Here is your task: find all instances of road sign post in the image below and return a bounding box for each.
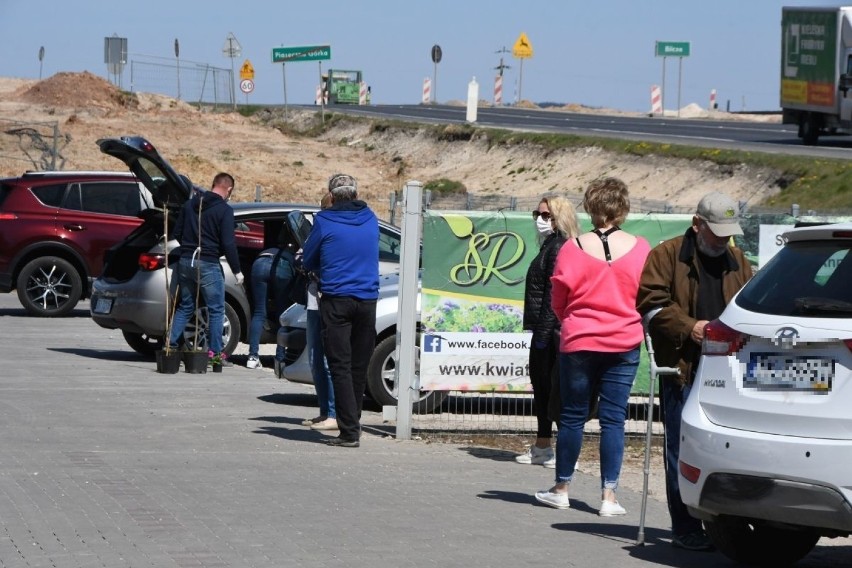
[431,44,442,103]
[271,45,331,121]
[222,33,242,110]
[655,41,690,118]
[512,32,533,104]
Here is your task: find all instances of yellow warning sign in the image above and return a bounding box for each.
[240,59,255,80]
[512,32,533,59]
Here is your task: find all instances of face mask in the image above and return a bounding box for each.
[536,216,553,236]
[696,230,728,257]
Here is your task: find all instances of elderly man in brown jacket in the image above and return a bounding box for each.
[636,192,753,552]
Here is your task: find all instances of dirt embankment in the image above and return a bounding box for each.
[0,71,784,218]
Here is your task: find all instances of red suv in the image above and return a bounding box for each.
[0,171,153,316]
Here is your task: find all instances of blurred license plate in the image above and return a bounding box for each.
[93,297,113,314]
[745,353,834,392]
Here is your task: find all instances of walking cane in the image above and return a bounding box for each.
[636,307,681,546]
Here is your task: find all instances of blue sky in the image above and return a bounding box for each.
[0,0,837,112]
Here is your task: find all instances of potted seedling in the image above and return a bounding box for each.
[182,196,209,374]
[156,203,181,373]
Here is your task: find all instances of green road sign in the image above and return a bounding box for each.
[271,45,331,63]
[655,41,690,57]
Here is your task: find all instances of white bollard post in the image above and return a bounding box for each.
[494,75,503,106]
[422,77,431,104]
[359,81,367,105]
[466,76,479,122]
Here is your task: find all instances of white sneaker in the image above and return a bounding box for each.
[535,490,570,509]
[310,417,339,431]
[246,356,262,369]
[515,446,554,466]
[598,500,627,517]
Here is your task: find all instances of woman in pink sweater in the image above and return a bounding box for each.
[534,177,651,517]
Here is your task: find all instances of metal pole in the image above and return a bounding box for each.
[319,61,324,124]
[518,59,524,102]
[281,63,288,121]
[229,37,236,110]
[677,57,682,118]
[394,180,423,441]
[432,61,437,103]
[661,57,667,116]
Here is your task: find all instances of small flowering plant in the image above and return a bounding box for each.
[208,350,227,366]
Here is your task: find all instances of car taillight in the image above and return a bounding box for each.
[702,319,746,356]
[0,212,18,220]
[138,252,166,271]
[845,340,852,352]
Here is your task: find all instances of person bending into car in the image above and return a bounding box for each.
[168,172,243,363]
[302,173,379,448]
[636,191,752,552]
[245,225,297,370]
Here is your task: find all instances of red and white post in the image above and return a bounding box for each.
[650,85,663,116]
[359,81,368,105]
[709,89,717,110]
[494,75,503,106]
[422,77,431,104]
[315,85,322,106]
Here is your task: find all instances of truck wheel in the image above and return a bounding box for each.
[122,331,163,358]
[16,256,83,317]
[703,516,819,566]
[800,115,820,145]
[366,334,447,414]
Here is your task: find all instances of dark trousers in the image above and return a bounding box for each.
[528,341,557,439]
[320,296,377,441]
[661,379,704,536]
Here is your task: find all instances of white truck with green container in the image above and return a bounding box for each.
[781,6,852,144]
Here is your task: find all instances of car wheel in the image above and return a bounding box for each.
[16,256,83,317]
[180,302,241,356]
[704,516,819,566]
[122,331,163,358]
[366,334,447,414]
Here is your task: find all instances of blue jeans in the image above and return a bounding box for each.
[248,255,284,361]
[169,257,225,354]
[661,379,703,536]
[307,308,335,419]
[555,347,640,490]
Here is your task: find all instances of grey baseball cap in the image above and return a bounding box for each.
[696,192,744,237]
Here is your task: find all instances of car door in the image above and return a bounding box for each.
[58,180,146,278]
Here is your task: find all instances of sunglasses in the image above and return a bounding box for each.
[532,210,552,221]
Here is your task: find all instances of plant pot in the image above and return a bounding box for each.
[183,350,208,374]
[212,363,223,373]
[155,349,182,374]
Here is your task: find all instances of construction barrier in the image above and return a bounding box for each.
[422,77,431,104]
[650,85,662,115]
[359,81,368,105]
[494,75,503,106]
[710,88,717,110]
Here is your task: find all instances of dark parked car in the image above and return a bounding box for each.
[90,136,404,357]
[0,170,153,316]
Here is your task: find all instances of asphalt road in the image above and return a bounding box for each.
[1,293,852,567]
[309,103,852,159]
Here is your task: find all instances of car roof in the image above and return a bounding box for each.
[784,222,852,243]
[2,170,138,182]
[230,202,400,231]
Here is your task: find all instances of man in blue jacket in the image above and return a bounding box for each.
[302,173,379,447]
[169,172,243,362]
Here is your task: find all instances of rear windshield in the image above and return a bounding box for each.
[735,240,852,317]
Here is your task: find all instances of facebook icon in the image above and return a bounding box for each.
[424,335,442,352]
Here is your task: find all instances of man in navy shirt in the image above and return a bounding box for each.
[169,172,243,362]
[303,173,379,447]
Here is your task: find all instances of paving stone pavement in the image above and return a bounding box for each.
[1,295,851,568]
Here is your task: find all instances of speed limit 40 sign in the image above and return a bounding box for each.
[240,79,254,94]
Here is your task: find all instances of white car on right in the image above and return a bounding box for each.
[679,222,852,566]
